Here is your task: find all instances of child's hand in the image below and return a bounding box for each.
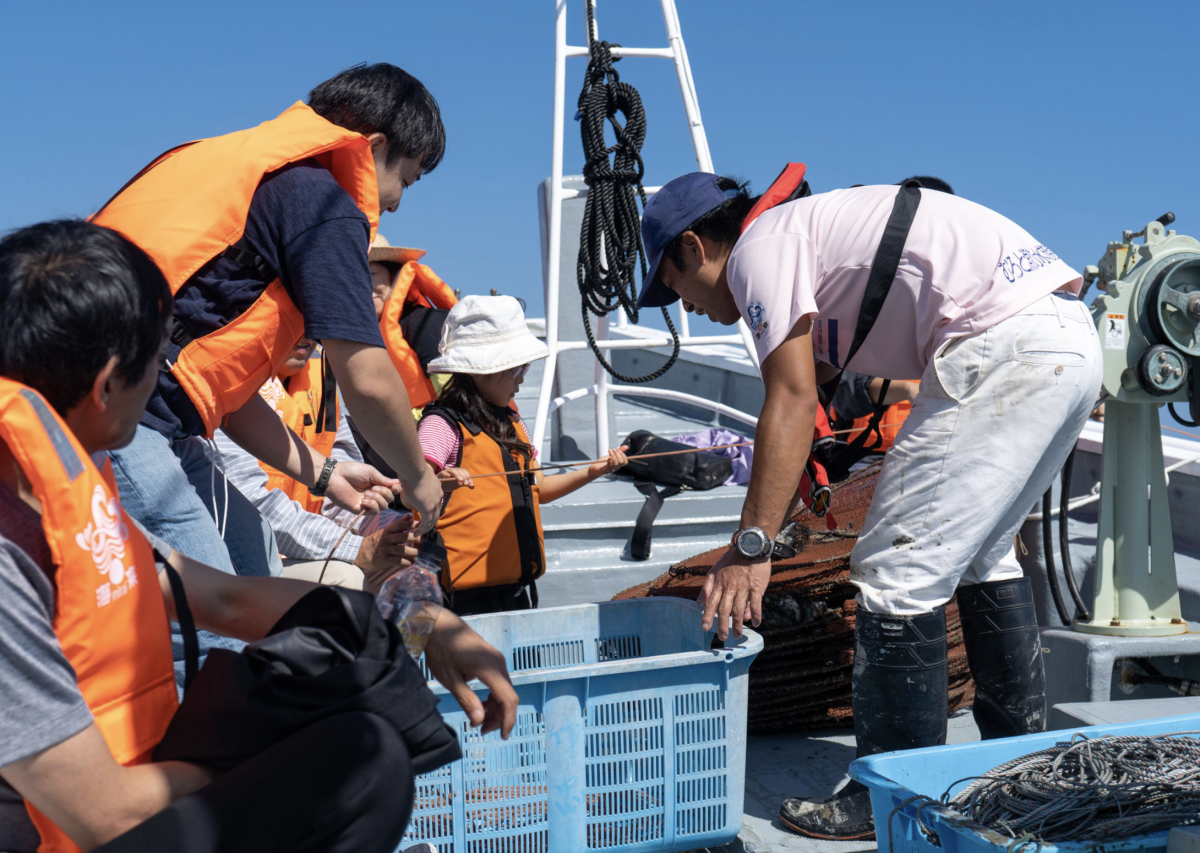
[588,445,629,479]
[438,466,474,492]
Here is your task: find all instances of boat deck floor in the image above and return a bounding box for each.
[509,355,1200,853]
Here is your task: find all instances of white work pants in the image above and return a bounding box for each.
[850,292,1103,615]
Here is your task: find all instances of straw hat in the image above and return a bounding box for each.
[368,234,426,265]
[427,295,549,375]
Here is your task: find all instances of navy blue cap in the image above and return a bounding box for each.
[637,172,741,309]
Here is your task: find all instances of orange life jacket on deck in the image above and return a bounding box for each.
[0,379,177,853]
[835,400,913,452]
[258,356,340,514]
[423,405,544,595]
[92,103,380,437]
[381,262,458,410]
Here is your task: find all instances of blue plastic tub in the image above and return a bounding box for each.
[851,712,1200,853]
[401,597,762,853]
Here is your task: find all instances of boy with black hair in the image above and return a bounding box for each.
[92,63,449,669]
[0,220,517,853]
[91,61,451,671]
[637,172,1101,839]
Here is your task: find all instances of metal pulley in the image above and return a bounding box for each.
[1136,343,1188,396]
[1145,257,1200,356]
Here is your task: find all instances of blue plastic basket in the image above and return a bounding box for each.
[851,712,1200,853]
[400,597,762,853]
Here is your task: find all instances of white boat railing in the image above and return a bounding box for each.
[531,0,762,457]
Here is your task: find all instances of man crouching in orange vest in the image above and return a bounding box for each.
[0,221,517,853]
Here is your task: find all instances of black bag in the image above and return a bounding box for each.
[154,585,462,776]
[614,430,733,561]
[615,430,732,490]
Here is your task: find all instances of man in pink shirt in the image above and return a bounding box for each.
[636,173,1102,839]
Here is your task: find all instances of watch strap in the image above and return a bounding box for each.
[310,457,338,497]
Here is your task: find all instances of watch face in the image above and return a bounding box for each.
[737,528,768,557]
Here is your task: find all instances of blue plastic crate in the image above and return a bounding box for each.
[401,597,762,853]
[851,712,1200,853]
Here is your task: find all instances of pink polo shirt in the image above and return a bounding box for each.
[727,185,1082,380]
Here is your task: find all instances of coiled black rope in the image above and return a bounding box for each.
[576,0,680,383]
[949,732,1200,843]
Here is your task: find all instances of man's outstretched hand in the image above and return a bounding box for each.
[424,609,518,738]
[324,459,400,515]
[697,546,771,641]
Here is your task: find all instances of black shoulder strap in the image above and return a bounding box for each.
[837,182,922,380]
[315,350,338,434]
[630,481,682,561]
[821,182,921,481]
[162,561,199,691]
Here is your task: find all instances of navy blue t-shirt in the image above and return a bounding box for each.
[142,160,384,438]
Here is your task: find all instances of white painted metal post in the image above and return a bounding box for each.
[533,0,764,457]
[595,314,610,455]
[531,0,571,453]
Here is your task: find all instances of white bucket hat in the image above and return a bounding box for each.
[426,295,549,375]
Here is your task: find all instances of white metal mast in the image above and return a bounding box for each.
[531,0,762,457]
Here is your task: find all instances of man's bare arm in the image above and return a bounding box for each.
[739,318,820,537]
[222,393,397,516]
[322,340,443,533]
[1,726,214,851]
[700,317,819,639]
[157,548,316,642]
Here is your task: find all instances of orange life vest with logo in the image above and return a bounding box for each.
[423,406,544,594]
[0,379,177,853]
[92,102,380,438]
[257,357,339,514]
[381,262,458,410]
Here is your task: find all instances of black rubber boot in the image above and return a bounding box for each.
[779,608,948,840]
[957,577,1047,739]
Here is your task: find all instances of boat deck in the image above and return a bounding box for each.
[510,351,1200,853]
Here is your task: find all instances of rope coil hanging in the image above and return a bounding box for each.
[576,0,680,383]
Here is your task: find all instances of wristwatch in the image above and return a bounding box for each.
[732,526,773,559]
[310,457,338,498]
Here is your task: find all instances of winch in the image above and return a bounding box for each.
[1077,212,1199,636]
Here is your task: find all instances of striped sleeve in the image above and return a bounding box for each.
[211,430,362,564]
[418,415,461,472]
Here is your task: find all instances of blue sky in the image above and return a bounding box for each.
[4,0,1198,313]
[3,0,1199,434]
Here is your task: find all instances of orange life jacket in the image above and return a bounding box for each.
[835,400,912,452]
[258,356,340,514]
[380,262,458,410]
[423,406,544,594]
[0,379,177,853]
[92,102,380,438]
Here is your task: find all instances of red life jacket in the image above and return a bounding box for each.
[0,379,177,853]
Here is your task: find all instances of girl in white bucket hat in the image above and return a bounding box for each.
[418,295,628,616]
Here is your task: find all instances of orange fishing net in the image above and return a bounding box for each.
[614,461,975,732]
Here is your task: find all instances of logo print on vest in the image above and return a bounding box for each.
[75,485,137,607]
[259,378,287,417]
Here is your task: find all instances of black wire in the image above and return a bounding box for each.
[575,0,680,383]
[1169,402,1200,428]
[1059,445,1091,621]
[1043,487,1073,626]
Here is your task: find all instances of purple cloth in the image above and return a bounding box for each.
[670,428,753,486]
